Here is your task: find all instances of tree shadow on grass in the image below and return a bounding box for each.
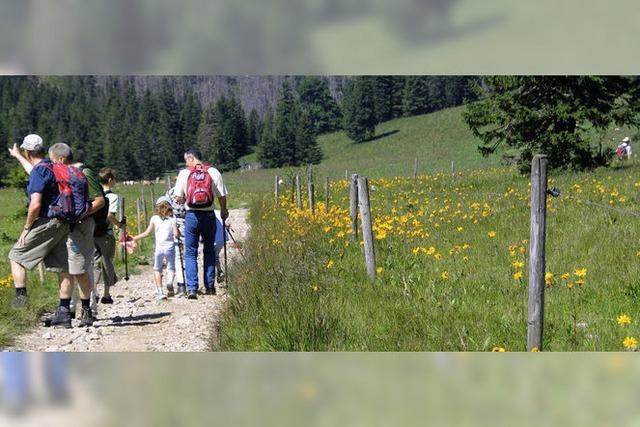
[364,129,400,143]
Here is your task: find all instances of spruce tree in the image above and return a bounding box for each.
[297,76,342,134]
[402,76,431,116]
[296,110,323,165]
[342,77,378,143]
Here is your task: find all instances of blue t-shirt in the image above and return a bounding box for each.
[27,159,58,218]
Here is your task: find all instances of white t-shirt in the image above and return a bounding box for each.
[151,215,176,251]
[173,165,228,211]
[105,192,119,215]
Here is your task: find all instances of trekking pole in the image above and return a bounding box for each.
[223,219,229,288]
[119,196,130,281]
[177,236,186,287]
[226,226,247,262]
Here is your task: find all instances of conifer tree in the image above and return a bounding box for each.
[342,77,377,143]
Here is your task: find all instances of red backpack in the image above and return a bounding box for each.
[186,164,214,208]
[617,146,626,159]
[46,163,91,223]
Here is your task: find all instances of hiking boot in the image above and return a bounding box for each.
[49,307,72,329]
[205,287,216,296]
[11,294,28,309]
[78,307,94,327]
[176,283,186,298]
[166,284,175,298]
[100,296,114,304]
[187,290,198,300]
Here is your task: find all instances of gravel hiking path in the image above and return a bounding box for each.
[9,208,250,352]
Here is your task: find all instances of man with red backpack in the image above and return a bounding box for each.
[173,148,228,299]
[7,135,71,311]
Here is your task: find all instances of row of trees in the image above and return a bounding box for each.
[0,75,478,184]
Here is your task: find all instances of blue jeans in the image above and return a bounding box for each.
[184,210,217,291]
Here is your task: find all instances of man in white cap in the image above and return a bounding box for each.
[7,135,70,310]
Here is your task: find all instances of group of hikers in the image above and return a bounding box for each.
[6,134,228,329]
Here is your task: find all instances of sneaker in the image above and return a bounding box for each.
[49,306,72,329]
[100,296,114,304]
[166,284,175,298]
[78,307,94,327]
[187,290,198,300]
[156,290,167,301]
[205,287,216,296]
[11,293,28,309]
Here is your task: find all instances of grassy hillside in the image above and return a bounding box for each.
[225,106,502,195]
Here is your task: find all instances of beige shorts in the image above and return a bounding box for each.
[8,217,70,273]
[67,216,95,275]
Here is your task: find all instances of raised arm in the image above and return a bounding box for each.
[8,144,34,174]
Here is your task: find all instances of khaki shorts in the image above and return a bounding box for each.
[67,216,95,275]
[8,217,70,273]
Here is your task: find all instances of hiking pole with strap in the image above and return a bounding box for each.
[223,219,229,288]
[119,196,129,281]
[177,235,186,288]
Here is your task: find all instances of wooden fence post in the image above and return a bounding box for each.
[413,157,418,179]
[357,177,376,280]
[308,182,315,214]
[324,177,330,212]
[37,263,45,284]
[275,175,280,205]
[349,174,359,241]
[150,187,156,206]
[295,175,302,209]
[345,170,348,181]
[136,198,143,250]
[451,161,455,180]
[527,154,549,351]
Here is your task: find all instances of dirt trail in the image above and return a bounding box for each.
[10,208,250,352]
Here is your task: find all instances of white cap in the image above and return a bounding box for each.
[156,196,170,205]
[20,134,44,151]
[623,137,630,142]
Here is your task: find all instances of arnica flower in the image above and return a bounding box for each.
[487,231,497,238]
[441,271,449,280]
[325,260,334,269]
[513,271,524,281]
[617,314,632,326]
[544,272,554,286]
[623,336,638,350]
[271,238,282,245]
[574,268,587,278]
[560,272,570,280]
[530,347,540,352]
[491,346,506,352]
[376,267,384,274]
[512,260,524,269]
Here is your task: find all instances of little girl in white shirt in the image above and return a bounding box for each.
[132,197,179,300]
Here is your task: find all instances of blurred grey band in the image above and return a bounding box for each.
[0,0,636,74]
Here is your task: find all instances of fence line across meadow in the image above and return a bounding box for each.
[271,155,615,351]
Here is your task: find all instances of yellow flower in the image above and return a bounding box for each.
[271,238,282,245]
[325,260,334,269]
[623,336,638,350]
[491,346,506,352]
[560,272,570,280]
[434,253,443,260]
[512,260,524,269]
[544,272,553,286]
[323,226,332,233]
[574,268,587,278]
[513,271,524,281]
[487,231,496,238]
[530,347,540,352]
[617,314,632,326]
[441,271,449,280]
[376,267,384,274]
[456,227,463,232]
[311,284,319,292]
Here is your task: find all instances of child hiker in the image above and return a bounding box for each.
[132,197,179,300]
